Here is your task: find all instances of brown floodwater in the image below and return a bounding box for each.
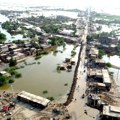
[0,44,80,100]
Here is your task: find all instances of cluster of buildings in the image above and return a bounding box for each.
[86,45,120,120]
[0,40,51,64]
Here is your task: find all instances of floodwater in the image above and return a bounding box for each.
[0,44,80,100]
[0,13,79,100]
[0,14,29,42]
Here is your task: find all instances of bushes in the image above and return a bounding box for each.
[71,50,76,57]
[47,97,54,101]
[8,78,14,84]
[15,73,22,78]
[43,90,48,94]
[106,62,112,67]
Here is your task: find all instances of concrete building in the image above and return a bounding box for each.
[89,47,98,59]
[17,91,50,109]
[102,69,111,89]
[101,105,120,119]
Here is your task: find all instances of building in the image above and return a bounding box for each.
[17,91,50,109]
[0,71,11,77]
[89,47,98,59]
[0,45,9,53]
[99,37,118,45]
[100,105,120,119]
[95,59,105,68]
[13,52,25,62]
[102,69,111,89]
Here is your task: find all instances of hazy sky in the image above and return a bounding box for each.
[0,0,120,9]
[1,0,120,14]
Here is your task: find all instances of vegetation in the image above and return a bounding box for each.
[71,50,76,57]
[9,58,17,67]
[12,39,25,44]
[2,21,21,34]
[106,62,112,67]
[47,97,54,101]
[42,24,61,33]
[49,36,65,46]
[64,83,68,86]
[98,49,106,59]
[43,90,48,94]
[87,34,100,42]
[8,78,15,84]
[15,73,22,78]
[0,67,22,86]
[0,32,6,43]
[35,55,41,60]
[0,75,8,86]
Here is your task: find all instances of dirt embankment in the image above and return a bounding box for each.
[64,42,83,106]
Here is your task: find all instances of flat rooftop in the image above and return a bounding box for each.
[18,91,50,106]
[103,105,120,118]
[102,69,111,84]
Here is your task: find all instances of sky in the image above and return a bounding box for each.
[0,0,120,8]
[0,0,120,14]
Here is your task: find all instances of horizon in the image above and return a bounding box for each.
[0,0,120,15]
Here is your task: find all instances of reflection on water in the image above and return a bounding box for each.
[0,45,80,99]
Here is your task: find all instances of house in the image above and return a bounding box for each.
[0,71,11,77]
[89,47,98,59]
[95,59,105,68]
[0,45,8,53]
[17,91,50,109]
[9,44,18,50]
[13,53,25,62]
[99,37,118,45]
[102,69,111,89]
[100,105,120,119]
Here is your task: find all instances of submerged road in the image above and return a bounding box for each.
[67,18,99,120]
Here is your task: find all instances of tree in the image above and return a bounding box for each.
[106,62,112,67]
[8,78,14,84]
[0,32,6,43]
[0,75,8,86]
[9,58,17,67]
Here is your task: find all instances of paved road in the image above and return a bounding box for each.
[67,18,99,120]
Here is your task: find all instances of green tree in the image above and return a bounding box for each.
[0,32,6,43]
[9,58,17,67]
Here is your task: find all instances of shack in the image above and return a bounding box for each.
[100,105,120,120]
[17,91,50,109]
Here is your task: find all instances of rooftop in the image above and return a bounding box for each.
[103,105,120,118]
[102,69,111,84]
[17,91,50,106]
